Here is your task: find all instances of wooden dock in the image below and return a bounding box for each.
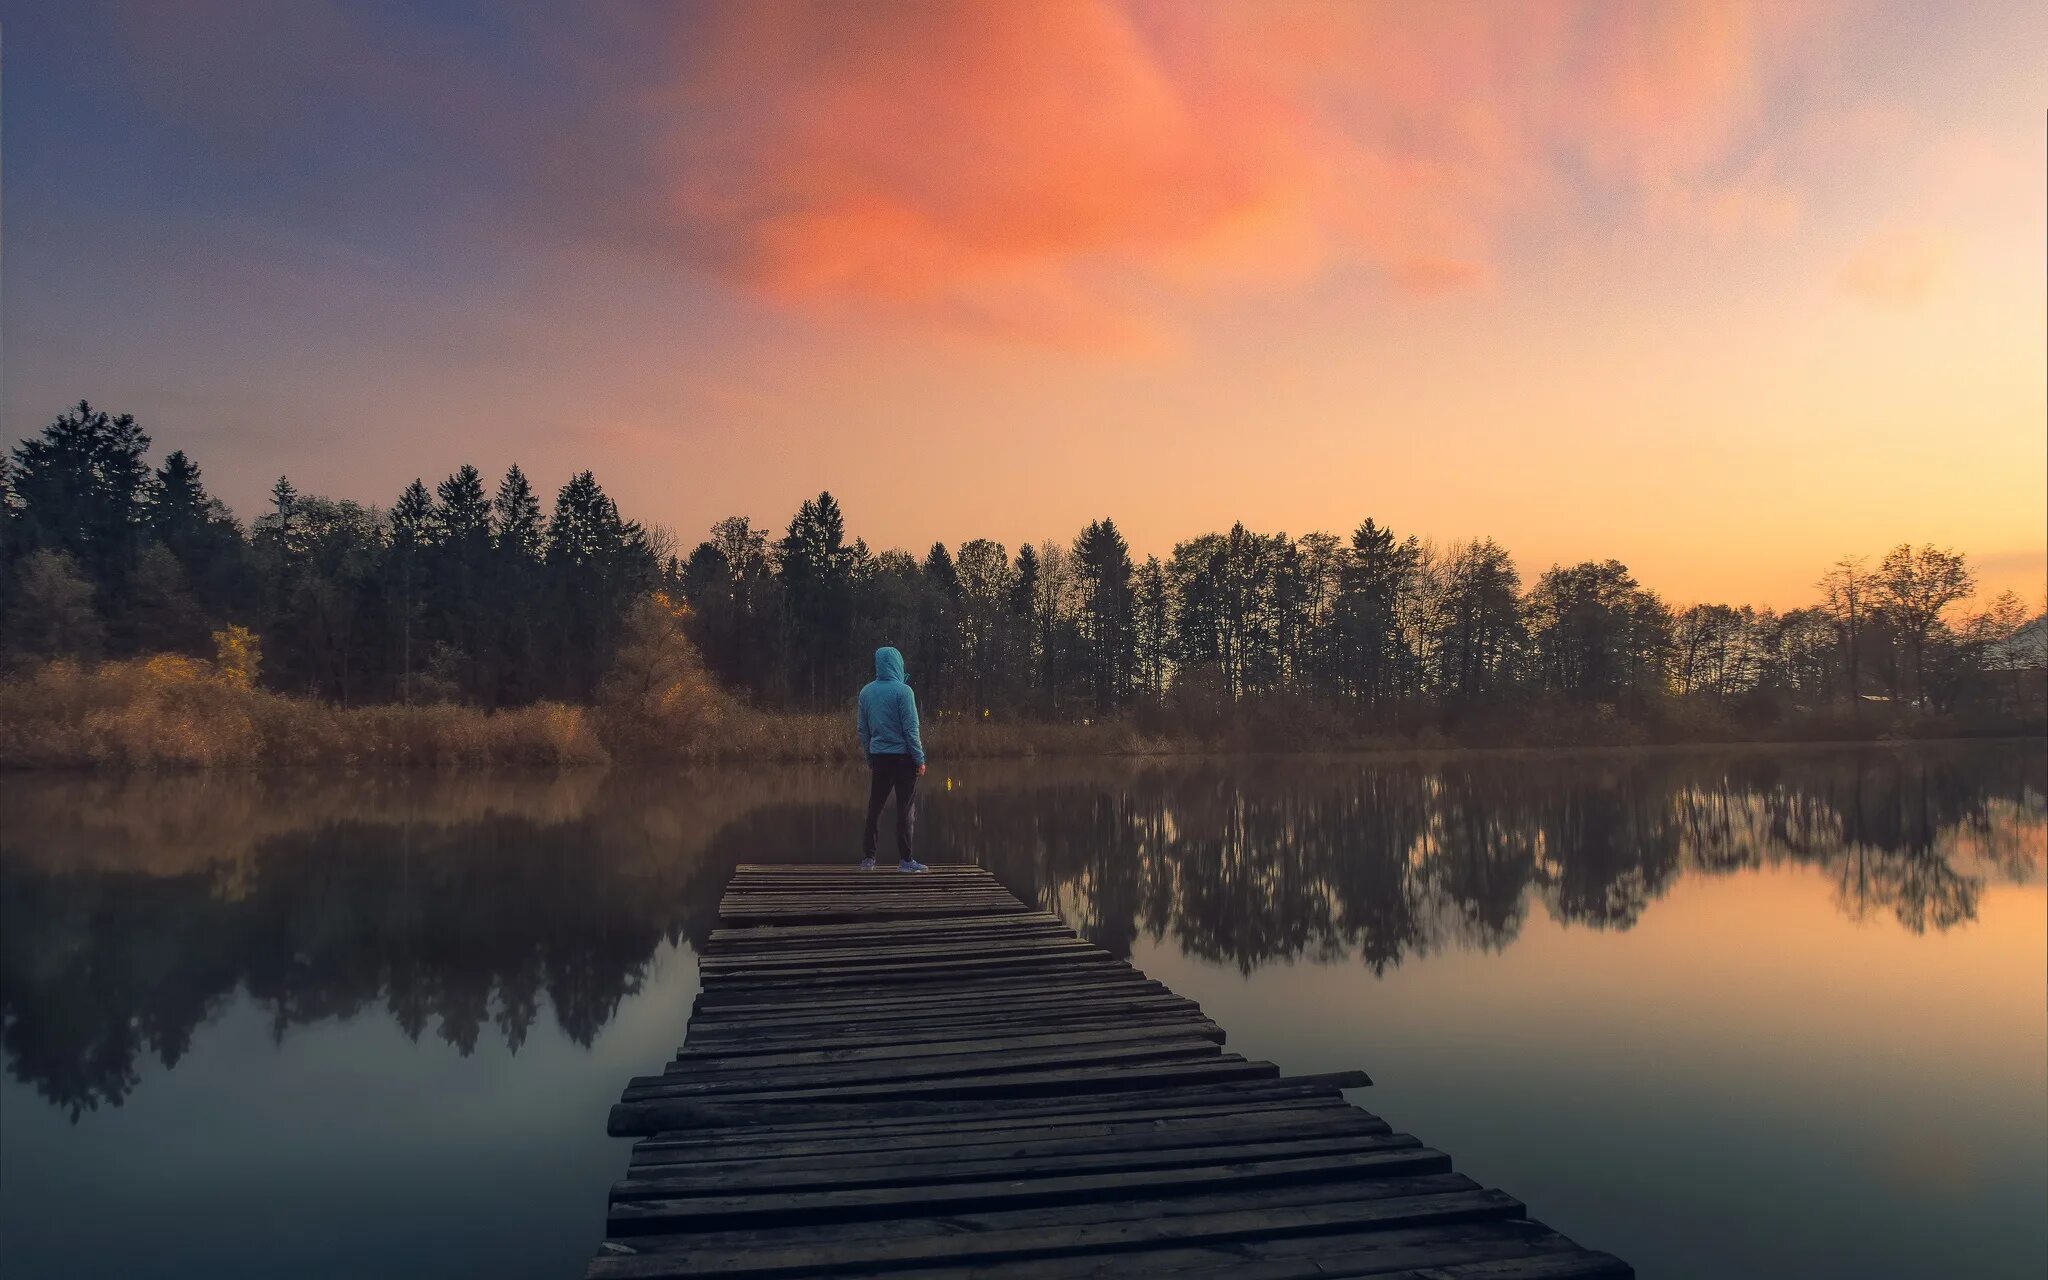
[588,865,1630,1279]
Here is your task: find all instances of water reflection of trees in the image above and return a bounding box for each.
[0,769,810,1119]
[1,746,2040,1118]
[972,747,2042,971]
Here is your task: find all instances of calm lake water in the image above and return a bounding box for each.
[1,743,2043,1279]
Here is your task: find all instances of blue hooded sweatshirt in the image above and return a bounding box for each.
[856,646,925,765]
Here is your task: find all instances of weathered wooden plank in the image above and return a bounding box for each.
[711,910,1066,933]
[696,961,1161,997]
[595,1228,1597,1280]
[714,900,1029,916]
[662,1035,1225,1082]
[629,1094,1365,1156]
[629,1109,1390,1169]
[708,929,1073,958]
[701,945,1110,972]
[604,1171,1476,1253]
[680,1003,1212,1048]
[675,1021,1219,1061]
[600,1223,1600,1279]
[601,1184,1512,1265]
[720,884,1008,893]
[719,886,999,893]
[609,1072,1370,1137]
[707,911,1065,942]
[715,905,1035,924]
[613,1131,1427,1197]
[730,865,985,870]
[606,1149,1468,1235]
[625,1055,1272,1107]
[733,861,989,870]
[688,982,1192,1013]
[725,872,997,883]
[723,877,1006,888]
[698,952,1125,987]
[670,1022,1228,1074]
[721,885,1005,895]
[722,876,1004,889]
[1334,1251,1635,1280]
[629,1096,1360,1145]
[789,1225,1592,1280]
[679,1010,1214,1049]
[723,869,993,876]
[699,962,1158,995]
[720,889,1010,898]
[677,1011,1219,1049]
[691,973,1170,1014]
[622,1038,1230,1100]
[698,935,1101,969]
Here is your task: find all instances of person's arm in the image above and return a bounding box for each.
[903,686,925,770]
[856,691,871,759]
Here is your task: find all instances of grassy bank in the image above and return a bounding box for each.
[2,650,2037,771]
[0,655,1154,769]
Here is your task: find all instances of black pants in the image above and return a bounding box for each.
[863,753,919,859]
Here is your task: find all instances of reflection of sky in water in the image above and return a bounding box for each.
[1149,867,2045,1279]
[1,745,2042,1279]
[0,940,699,1278]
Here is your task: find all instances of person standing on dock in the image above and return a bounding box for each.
[857,645,928,872]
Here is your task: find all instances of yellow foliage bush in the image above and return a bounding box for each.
[0,655,608,770]
[212,625,262,689]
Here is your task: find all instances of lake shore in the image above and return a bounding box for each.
[3,654,2039,772]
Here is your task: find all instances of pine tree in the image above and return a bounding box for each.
[9,402,153,622]
[491,465,545,562]
[1073,518,1136,713]
[431,465,492,698]
[544,471,652,698]
[149,452,208,543]
[1010,543,1040,709]
[490,465,546,702]
[1336,518,1419,709]
[269,477,300,549]
[389,479,436,704]
[147,450,250,623]
[436,465,491,553]
[918,542,962,706]
[777,492,856,706]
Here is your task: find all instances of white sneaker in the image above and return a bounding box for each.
[898,859,927,873]
[858,857,876,871]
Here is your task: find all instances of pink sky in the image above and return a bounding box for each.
[6,0,2044,608]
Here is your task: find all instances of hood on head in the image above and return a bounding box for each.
[874,646,906,682]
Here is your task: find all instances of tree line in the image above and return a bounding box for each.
[3,401,2039,731]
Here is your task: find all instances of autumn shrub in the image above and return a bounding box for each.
[594,593,744,760]
[0,657,263,768]
[0,656,607,770]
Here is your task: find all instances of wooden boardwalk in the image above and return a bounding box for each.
[588,865,1630,1279]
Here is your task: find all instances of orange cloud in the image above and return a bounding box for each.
[1838,226,1955,307]
[650,1,1826,346]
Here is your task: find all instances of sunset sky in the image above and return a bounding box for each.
[3,1,2042,608]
